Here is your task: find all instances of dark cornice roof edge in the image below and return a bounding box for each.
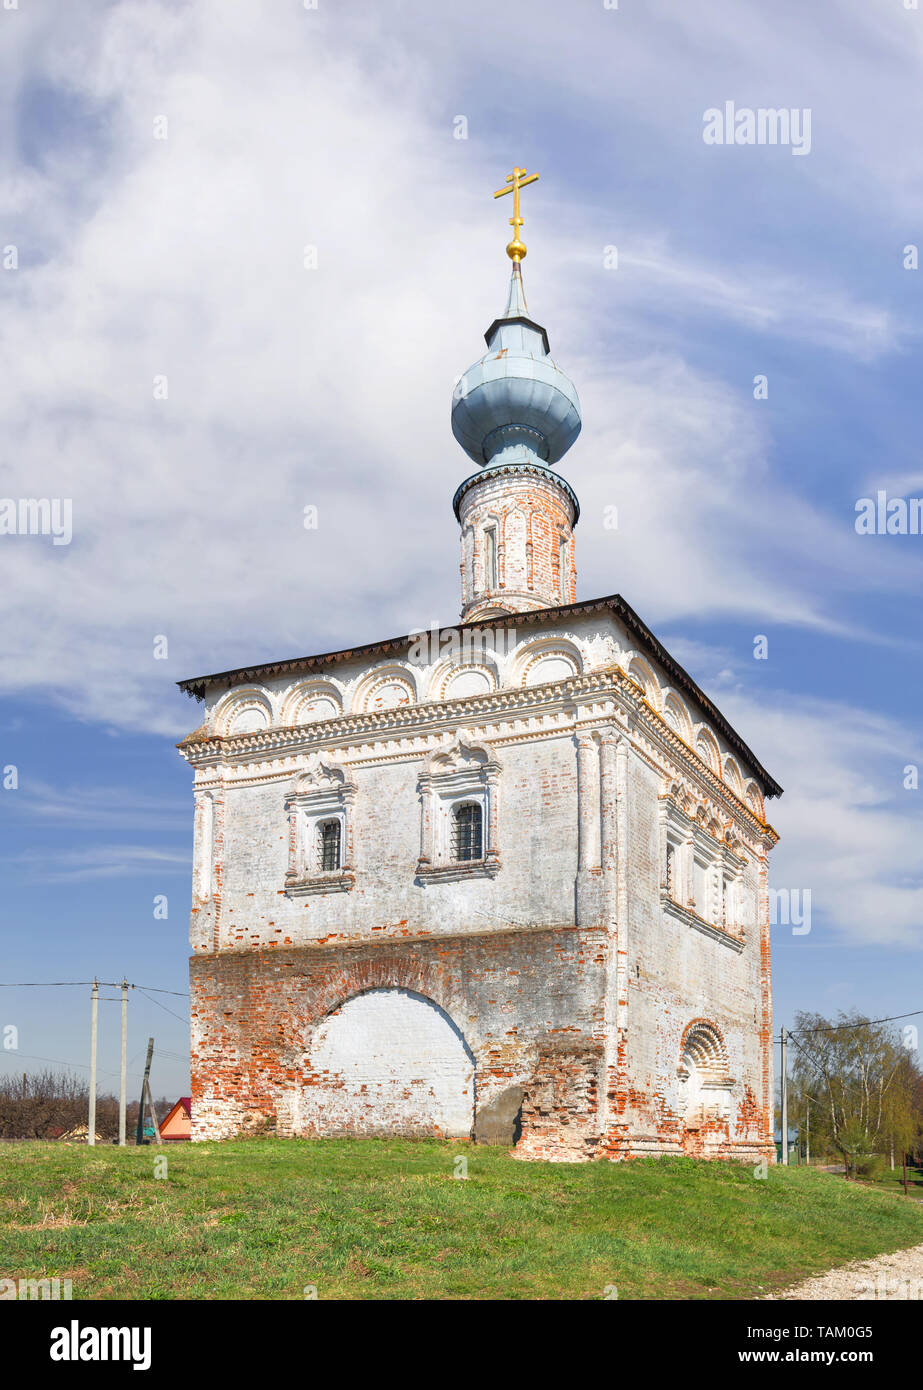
[452,462,580,523]
[176,592,783,798]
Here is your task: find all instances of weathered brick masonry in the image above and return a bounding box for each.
[190,925,607,1159]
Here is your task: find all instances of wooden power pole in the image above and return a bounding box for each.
[145,1079,163,1145]
[136,1037,154,1145]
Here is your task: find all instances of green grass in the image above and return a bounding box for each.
[862,1164,923,1193]
[2,1138,923,1300]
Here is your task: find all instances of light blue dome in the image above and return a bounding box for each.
[451,265,582,469]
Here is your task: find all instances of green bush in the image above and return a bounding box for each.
[853,1154,885,1179]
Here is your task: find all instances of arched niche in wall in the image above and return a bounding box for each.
[677,1019,733,1125]
[663,691,693,741]
[513,637,582,689]
[694,726,721,775]
[723,756,744,796]
[352,664,419,714]
[427,652,500,703]
[744,781,765,821]
[626,655,661,711]
[213,687,273,737]
[279,681,343,728]
[302,988,475,1138]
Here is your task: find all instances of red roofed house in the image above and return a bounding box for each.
[160,1097,192,1142]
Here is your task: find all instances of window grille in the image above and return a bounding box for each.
[317,819,341,872]
[451,802,482,861]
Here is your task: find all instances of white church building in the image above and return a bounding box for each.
[178,171,780,1161]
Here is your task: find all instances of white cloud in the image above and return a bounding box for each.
[608,243,902,359]
[6,844,190,882]
[11,778,187,830]
[0,0,916,787]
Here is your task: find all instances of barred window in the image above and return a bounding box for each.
[451,802,482,862]
[666,842,676,897]
[317,819,341,872]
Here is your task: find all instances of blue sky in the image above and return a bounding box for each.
[0,0,921,1099]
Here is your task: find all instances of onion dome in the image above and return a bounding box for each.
[451,263,582,471]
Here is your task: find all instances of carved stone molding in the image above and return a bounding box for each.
[416,734,501,883]
[660,891,745,952]
[283,756,357,897]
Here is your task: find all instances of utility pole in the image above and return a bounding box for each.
[87,978,99,1146]
[780,1027,788,1166]
[145,1079,163,1144]
[136,1037,154,1146]
[805,1096,810,1166]
[118,979,129,1147]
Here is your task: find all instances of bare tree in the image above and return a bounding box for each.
[790,1011,922,1168]
[0,1071,172,1141]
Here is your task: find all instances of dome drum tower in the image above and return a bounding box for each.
[451,170,582,622]
[454,460,579,622]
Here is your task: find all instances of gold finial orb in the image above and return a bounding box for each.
[494,165,539,263]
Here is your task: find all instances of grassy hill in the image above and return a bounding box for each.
[2,1138,923,1300]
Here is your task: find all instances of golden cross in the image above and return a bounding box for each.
[494,166,539,262]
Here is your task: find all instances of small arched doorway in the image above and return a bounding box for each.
[302,988,475,1138]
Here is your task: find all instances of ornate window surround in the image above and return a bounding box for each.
[416,736,501,884]
[659,783,746,947]
[284,757,356,896]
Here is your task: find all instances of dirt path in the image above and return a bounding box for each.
[765,1243,923,1300]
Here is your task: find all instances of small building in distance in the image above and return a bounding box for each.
[159,1097,192,1142]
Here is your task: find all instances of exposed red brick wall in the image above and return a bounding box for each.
[190,925,608,1158]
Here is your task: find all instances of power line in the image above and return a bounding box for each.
[0,1045,189,1079]
[0,981,189,996]
[137,988,189,1026]
[0,1051,146,1082]
[0,981,111,988]
[794,1010,923,1035]
[785,1028,914,1109]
